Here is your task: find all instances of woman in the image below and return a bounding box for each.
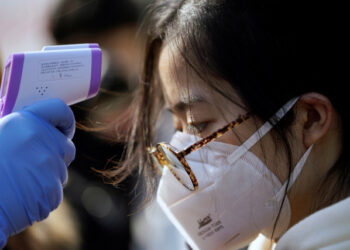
[108,0,348,249]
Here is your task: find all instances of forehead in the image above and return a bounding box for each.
[157,44,245,112]
[158,44,208,104]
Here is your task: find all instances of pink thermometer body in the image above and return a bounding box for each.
[0,43,102,117]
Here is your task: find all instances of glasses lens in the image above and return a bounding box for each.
[158,144,194,190]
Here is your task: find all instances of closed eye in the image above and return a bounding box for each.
[186,122,208,134]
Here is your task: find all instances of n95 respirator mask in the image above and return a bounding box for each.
[157,98,313,250]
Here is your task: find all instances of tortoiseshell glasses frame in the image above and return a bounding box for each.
[148,113,250,191]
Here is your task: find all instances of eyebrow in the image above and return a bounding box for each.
[167,95,207,113]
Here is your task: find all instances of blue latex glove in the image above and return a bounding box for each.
[0,99,75,248]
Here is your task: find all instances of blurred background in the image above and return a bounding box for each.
[0,0,183,249]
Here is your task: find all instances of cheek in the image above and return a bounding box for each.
[250,134,291,185]
[215,130,244,145]
[214,116,290,185]
[213,117,260,146]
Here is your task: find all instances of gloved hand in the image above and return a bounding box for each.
[0,99,76,248]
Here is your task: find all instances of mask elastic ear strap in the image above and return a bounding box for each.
[227,97,299,164]
[273,144,313,202]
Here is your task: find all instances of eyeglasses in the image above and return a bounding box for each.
[148,113,250,191]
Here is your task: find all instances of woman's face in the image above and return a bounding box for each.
[157,44,291,184]
[156,43,343,233]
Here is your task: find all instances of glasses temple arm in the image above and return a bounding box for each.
[178,113,250,157]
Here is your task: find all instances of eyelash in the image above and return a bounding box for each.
[186,122,208,134]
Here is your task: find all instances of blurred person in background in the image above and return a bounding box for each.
[50,0,184,249]
[48,0,144,249]
[51,1,185,249]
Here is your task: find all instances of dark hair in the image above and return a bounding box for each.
[108,0,348,234]
[50,0,141,43]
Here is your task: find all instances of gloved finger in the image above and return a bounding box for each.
[22,99,75,139]
[45,128,76,185]
[44,177,64,212]
[24,173,64,221]
[26,118,75,186]
[64,139,76,167]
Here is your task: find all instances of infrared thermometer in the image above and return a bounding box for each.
[0,43,102,117]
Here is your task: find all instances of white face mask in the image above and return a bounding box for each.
[157,98,313,250]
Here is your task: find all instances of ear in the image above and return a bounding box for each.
[297,93,333,148]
